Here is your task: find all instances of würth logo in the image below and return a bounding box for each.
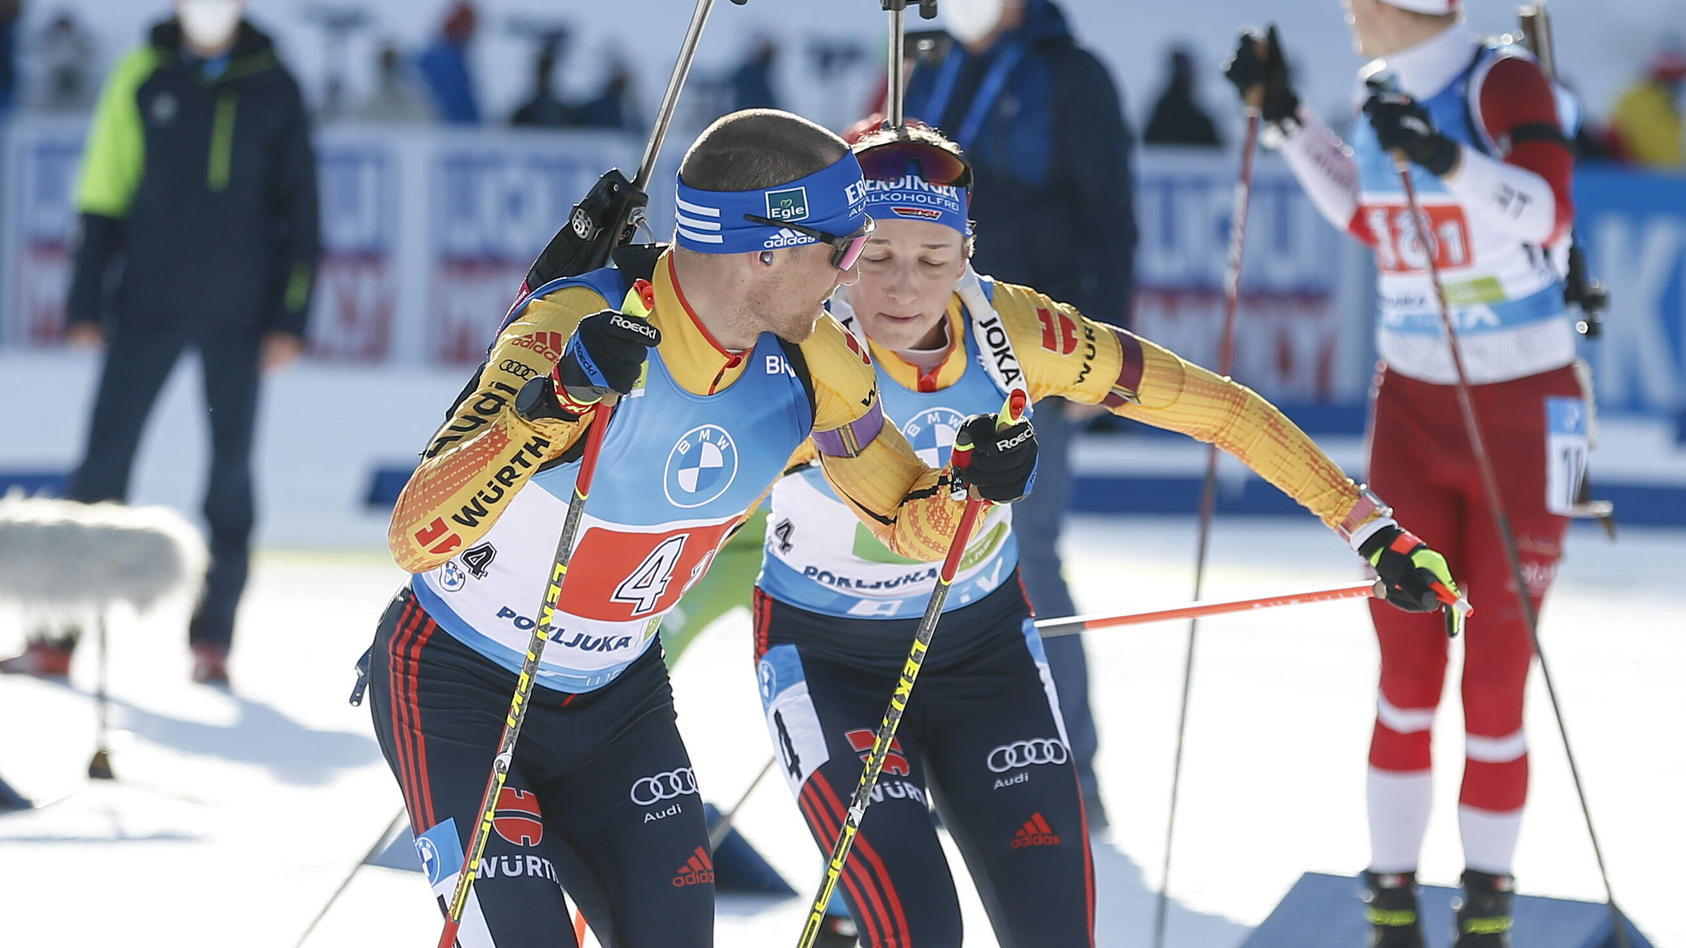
[671,846,715,887]
[1011,812,1062,849]
[492,787,543,846]
[845,728,908,776]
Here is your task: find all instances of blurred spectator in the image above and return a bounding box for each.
[417,0,480,124]
[1143,45,1222,147]
[510,35,572,128]
[0,0,319,685]
[572,57,638,131]
[0,0,18,117]
[352,42,430,122]
[906,0,1138,830]
[302,5,370,120]
[30,10,97,112]
[728,35,781,112]
[1605,37,1685,168]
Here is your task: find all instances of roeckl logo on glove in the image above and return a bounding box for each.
[994,428,1033,453]
[609,314,660,341]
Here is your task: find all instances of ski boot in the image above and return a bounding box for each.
[1362,870,1425,948]
[1453,869,1514,947]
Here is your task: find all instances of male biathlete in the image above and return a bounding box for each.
[369,109,1037,948]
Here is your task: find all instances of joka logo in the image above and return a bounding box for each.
[764,186,810,222]
[1011,812,1062,849]
[493,788,543,846]
[845,728,908,776]
[663,424,739,509]
[903,407,965,467]
[672,846,715,887]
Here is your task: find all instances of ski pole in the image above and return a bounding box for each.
[516,0,739,297]
[436,393,620,948]
[293,811,409,948]
[794,391,1026,948]
[1392,147,1628,948]
[709,756,778,851]
[1153,74,1264,948]
[1036,579,1384,639]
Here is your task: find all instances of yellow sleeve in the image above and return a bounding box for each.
[992,281,1376,534]
[797,315,968,562]
[386,286,605,572]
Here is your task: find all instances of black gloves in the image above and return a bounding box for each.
[516,310,661,423]
[557,310,661,405]
[1358,523,1468,636]
[1223,25,1300,127]
[951,412,1038,505]
[1362,83,1461,177]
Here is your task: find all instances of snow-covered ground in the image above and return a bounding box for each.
[1,515,1678,948]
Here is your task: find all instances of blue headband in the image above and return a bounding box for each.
[860,164,971,238]
[674,152,868,255]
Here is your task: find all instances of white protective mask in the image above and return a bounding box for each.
[944,0,1006,46]
[178,0,243,51]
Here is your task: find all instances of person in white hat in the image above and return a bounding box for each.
[1223,2,1583,946]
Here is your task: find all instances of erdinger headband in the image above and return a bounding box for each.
[674,152,868,254]
[861,167,971,237]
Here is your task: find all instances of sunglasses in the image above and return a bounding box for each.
[854,139,973,190]
[742,214,878,271]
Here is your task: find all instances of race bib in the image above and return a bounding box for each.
[1544,396,1589,516]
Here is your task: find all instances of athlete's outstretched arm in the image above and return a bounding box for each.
[993,281,1385,539]
[1276,109,1377,246]
[798,316,972,563]
[386,288,603,573]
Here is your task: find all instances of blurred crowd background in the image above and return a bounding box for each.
[2,0,1681,159]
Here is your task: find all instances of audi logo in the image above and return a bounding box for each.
[629,768,699,805]
[986,738,1069,773]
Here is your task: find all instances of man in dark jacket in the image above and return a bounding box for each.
[906,0,1137,828]
[1145,47,1224,147]
[0,0,319,685]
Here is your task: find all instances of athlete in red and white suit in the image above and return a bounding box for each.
[1228,1,1583,942]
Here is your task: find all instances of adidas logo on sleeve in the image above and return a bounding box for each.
[1010,812,1063,849]
[671,846,715,887]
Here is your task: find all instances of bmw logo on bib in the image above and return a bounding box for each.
[664,424,739,508]
[904,407,966,467]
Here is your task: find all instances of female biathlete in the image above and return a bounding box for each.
[749,124,1467,947]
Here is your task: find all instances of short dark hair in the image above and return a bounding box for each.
[679,109,847,191]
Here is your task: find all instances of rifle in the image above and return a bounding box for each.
[1518,1,1608,339]
[514,0,750,297]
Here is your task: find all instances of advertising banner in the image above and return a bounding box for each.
[3,121,1680,419]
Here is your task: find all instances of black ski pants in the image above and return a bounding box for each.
[68,321,261,647]
[368,588,715,948]
[752,576,1096,948]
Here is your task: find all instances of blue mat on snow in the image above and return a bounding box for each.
[1243,871,1653,947]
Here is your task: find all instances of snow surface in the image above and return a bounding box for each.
[1,516,1680,948]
